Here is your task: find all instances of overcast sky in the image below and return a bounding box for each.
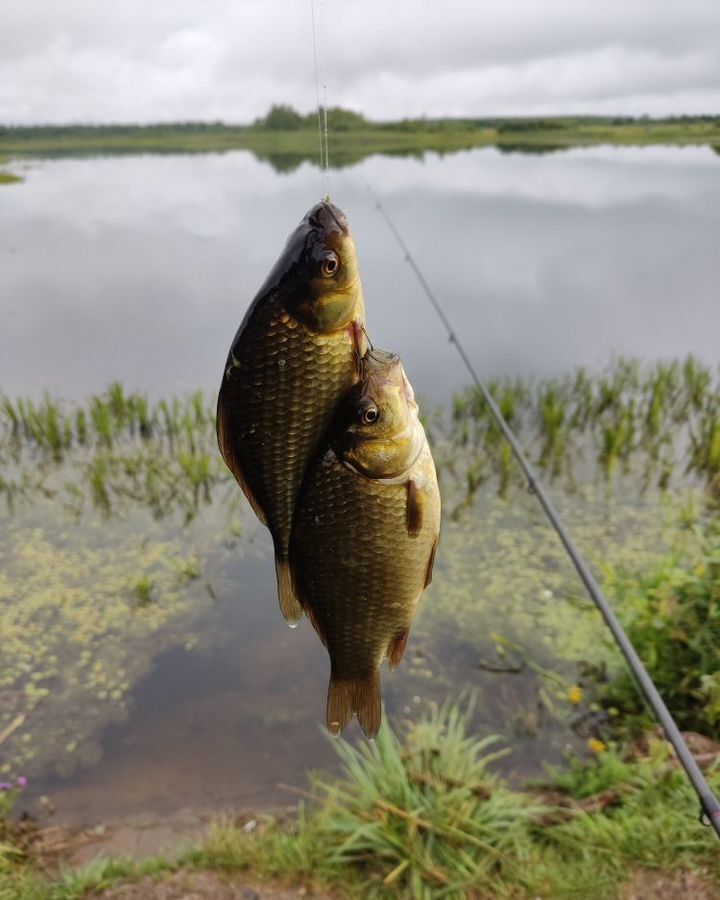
[2,0,719,124]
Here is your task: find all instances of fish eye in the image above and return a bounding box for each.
[320,251,340,277]
[359,404,380,425]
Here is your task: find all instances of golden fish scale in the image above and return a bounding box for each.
[294,444,440,680]
[229,295,358,556]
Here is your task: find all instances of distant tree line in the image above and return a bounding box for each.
[0,122,249,138]
[251,104,368,131]
[1,109,719,136]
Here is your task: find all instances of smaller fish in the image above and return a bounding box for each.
[291,349,441,737]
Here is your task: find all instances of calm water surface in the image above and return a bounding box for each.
[1,145,718,824]
[2,145,719,401]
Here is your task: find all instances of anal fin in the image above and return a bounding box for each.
[303,603,327,647]
[387,628,410,671]
[275,558,303,627]
[327,672,381,739]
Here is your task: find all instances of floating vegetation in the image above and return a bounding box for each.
[0,525,223,779]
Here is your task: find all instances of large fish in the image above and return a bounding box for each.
[291,349,441,737]
[217,201,366,625]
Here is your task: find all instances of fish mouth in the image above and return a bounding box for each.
[361,348,401,380]
[306,200,349,235]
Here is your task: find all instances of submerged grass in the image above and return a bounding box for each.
[1,356,718,523]
[447,355,720,506]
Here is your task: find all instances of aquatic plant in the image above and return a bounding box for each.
[446,355,720,502]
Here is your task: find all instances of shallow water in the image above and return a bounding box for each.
[1,145,719,824]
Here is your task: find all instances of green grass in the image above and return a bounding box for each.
[599,516,720,736]
[3,699,718,899]
[0,171,22,185]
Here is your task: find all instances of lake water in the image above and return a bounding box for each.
[1,145,719,825]
[2,145,719,403]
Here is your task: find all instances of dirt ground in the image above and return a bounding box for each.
[96,870,337,900]
[622,868,720,900]
[93,866,720,900]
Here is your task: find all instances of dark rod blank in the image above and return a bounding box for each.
[368,186,720,839]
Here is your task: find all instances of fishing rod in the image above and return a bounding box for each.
[365,182,720,840]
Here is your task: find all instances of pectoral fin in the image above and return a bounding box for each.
[216,383,267,526]
[406,479,426,537]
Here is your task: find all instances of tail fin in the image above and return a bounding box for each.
[326,672,381,738]
[275,557,303,627]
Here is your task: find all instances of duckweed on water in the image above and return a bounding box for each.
[0,526,218,778]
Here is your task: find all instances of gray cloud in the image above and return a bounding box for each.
[2,0,719,123]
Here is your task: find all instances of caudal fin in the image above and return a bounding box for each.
[275,558,303,627]
[326,672,381,738]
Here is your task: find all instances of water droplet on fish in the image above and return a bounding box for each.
[278,358,286,368]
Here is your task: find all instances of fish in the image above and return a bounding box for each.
[290,348,441,737]
[217,201,366,626]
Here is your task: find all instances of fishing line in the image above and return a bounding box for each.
[309,0,325,176]
[309,0,331,199]
[364,180,720,839]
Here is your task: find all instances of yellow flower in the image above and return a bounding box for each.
[567,685,583,705]
[587,738,607,754]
